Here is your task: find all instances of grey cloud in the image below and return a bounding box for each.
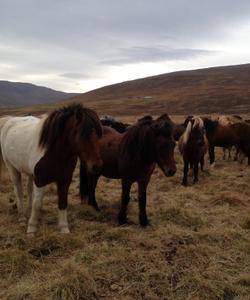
[101,47,218,65]
[60,73,91,79]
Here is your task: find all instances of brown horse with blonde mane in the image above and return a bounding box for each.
[179,116,208,186]
[79,115,176,226]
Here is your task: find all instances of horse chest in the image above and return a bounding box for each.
[34,152,77,187]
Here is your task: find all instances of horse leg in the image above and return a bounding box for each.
[223,148,226,160]
[57,181,71,234]
[234,146,239,161]
[209,145,215,166]
[200,155,204,171]
[79,163,89,204]
[182,159,189,186]
[7,165,25,223]
[138,179,151,227]
[193,162,199,183]
[26,175,33,217]
[27,184,44,236]
[118,179,132,225]
[228,147,232,160]
[88,175,100,211]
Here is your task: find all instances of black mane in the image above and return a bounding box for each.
[120,115,173,162]
[120,117,155,162]
[202,117,219,134]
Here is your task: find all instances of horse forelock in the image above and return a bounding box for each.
[183,120,193,144]
[39,104,102,149]
[193,117,204,129]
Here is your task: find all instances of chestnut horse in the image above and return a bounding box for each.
[0,104,102,235]
[203,116,250,165]
[79,115,176,226]
[179,116,208,186]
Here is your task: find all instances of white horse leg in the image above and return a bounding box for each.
[57,182,70,234]
[58,209,70,234]
[26,175,33,216]
[7,165,25,223]
[27,184,44,236]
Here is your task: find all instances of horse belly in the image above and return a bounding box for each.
[101,161,121,179]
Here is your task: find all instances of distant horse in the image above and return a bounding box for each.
[219,115,243,160]
[178,116,208,186]
[203,117,250,165]
[100,115,130,133]
[80,115,176,226]
[0,104,102,236]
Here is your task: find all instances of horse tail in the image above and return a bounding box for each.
[0,116,11,179]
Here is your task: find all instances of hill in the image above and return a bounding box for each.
[0,80,77,107]
[67,64,250,116]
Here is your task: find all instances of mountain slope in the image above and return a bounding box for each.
[0,81,77,106]
[68,64,250,115]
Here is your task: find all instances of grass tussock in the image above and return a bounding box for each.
[49,260,97,300]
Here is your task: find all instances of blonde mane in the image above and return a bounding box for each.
[182,116,204,144]
[217,115,242,126]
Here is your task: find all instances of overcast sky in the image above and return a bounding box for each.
[1,0,250,92]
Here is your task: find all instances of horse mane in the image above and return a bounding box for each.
[39,103,102,149]
[120,117,155,161]
[101,118,130,133]
[182,120,193,144]
[182,116,204,144]
[203,117,218,134]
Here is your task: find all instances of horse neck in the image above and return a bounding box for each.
[121,127,155,164]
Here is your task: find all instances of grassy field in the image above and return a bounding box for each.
[1,114,250,300]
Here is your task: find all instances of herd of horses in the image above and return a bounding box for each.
[0,104,250,236]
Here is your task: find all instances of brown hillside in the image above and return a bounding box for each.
[66,64,250,116]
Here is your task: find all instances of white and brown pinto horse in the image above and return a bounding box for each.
[0,104,102,236]
[179,116,208,186]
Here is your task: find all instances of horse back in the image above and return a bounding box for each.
[0,116,44,174]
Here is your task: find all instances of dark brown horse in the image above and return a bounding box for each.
[27,104,103,235]
[79,115,176,226]
[178,116,208,186]
[100,115,130,133]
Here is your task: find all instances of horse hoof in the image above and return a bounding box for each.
[210,162,216,168]
[27,232,35,238]
[140,218,150,227]
[140,221,150,227]
[18,216,27,224]
[118,215,128,225]
[59,227,70,234]
[27,224,37,235]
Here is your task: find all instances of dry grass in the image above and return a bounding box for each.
[1,115,250,300]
